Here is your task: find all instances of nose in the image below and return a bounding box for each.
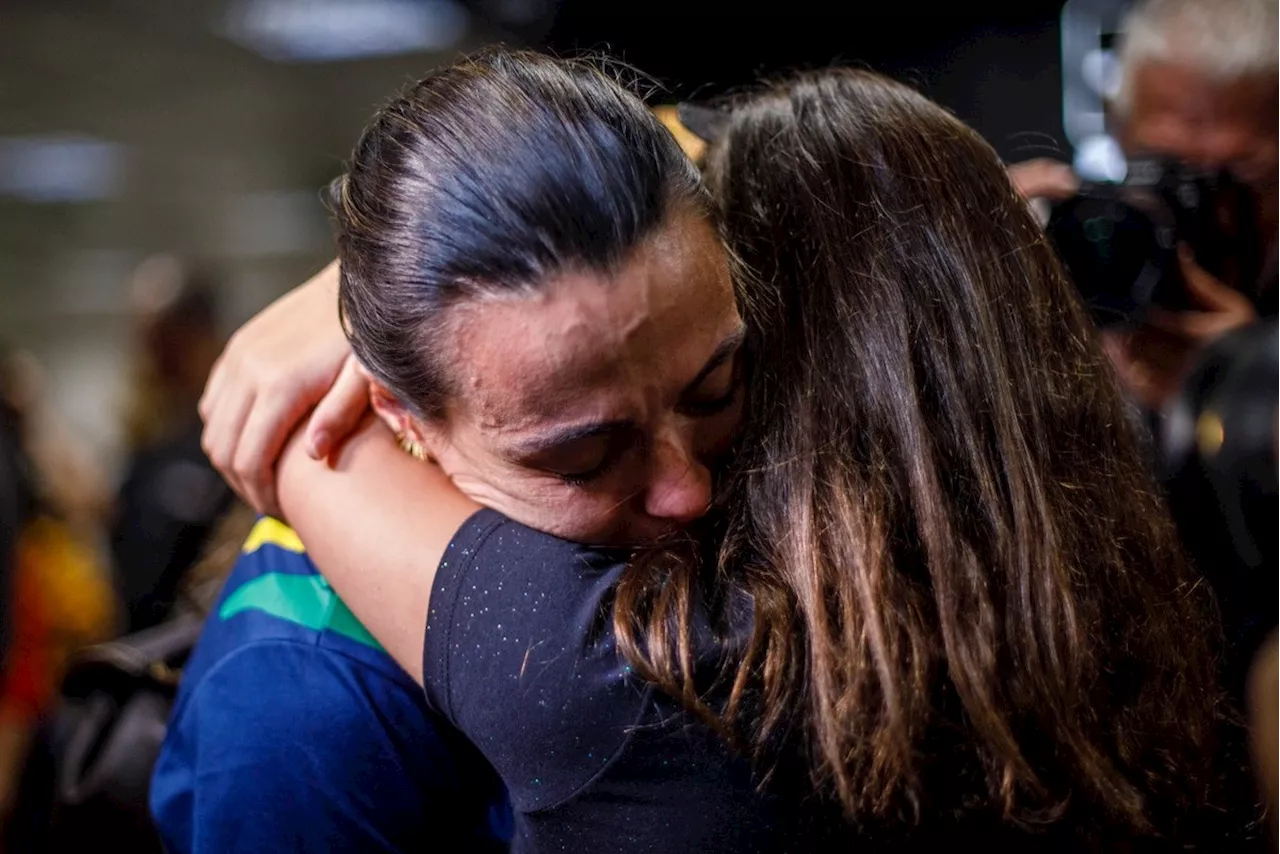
[643,431,713,526]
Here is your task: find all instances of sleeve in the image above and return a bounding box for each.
[150,639,478,854]
[423,510,649,814]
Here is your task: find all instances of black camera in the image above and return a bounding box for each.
[1045,158,1263,327]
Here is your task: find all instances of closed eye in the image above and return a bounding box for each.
[678,349,743,417]
[679,372,742,418]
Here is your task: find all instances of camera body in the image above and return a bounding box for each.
[1045,157,1262,327]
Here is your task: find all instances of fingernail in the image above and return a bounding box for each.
[308,431,329,459]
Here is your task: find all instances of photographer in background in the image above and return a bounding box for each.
[1016,11,1277,827]
[1014,0,1276,410]
[1102,0,1276,672]
[1103,0,1276,410]
[1118,0,1276,692]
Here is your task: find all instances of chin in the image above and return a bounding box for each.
[589,520,686,550]
[505,507,683,550]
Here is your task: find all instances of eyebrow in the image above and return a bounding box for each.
[512,325,747,457]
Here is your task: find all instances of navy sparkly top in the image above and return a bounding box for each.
[423,509,807,853]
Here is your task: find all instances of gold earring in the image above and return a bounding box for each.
[397,432,429,462]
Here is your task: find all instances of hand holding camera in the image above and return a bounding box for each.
[1100,243,1257,411]
[1010,156,1266,410]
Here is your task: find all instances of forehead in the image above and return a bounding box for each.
[442,212,737,431]
[1125,63,1277,144]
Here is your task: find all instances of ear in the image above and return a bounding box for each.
[676,102,731,146]
[367,380,438,462]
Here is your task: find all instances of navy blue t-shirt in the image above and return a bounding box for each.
[425,509,820,853]
[152,517,512,853]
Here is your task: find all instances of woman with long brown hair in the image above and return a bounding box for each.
[688,68,1241,841]
[199,53,1255,849]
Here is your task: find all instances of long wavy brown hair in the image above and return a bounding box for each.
[615,68,1242,843]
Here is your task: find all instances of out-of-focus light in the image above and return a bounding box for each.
[1074,134,1128,183]
[0,135,124,203]
[1196,411,1226,458]
[222,0,470,62]
[1081,48,1121,99]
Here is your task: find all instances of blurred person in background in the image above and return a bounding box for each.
[1102,0,1279,701]
[1012,0,1278,702]
[1099,0,1276,408]
[0,357,35,683]
[1014,0,1275,409]
[0,348,116,838]
[1248,630,1277,838]
[0,352,112,545]
[111,256,234,634]
[0,348,36,829]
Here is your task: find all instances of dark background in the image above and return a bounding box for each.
[534,0,1071,162]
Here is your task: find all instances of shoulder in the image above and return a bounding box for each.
[425,510,644,811]
[153,517,513,853]
[190,516,403,678]
[154,635,462,820]
[426,510,633,714]
[429,510,627,647]
[441,508,621,569]
[169,517,427,751]
[166,636,436,763]
[152,637,501,854]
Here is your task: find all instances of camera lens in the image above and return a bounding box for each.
[1046,193,1169,326]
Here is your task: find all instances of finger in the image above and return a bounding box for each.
[1007,159,1079,201]
[1177,244,1255,316]
[305,355,372,460]
[1099,328,1141,378]
[1099,327,1189,411]
[198,325,249,422]
[231,388,320,518]
[201,386,256,504]
[198,351,229,423]
[1145,307,1241,342]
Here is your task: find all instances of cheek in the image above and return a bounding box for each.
[533,491,632,542]
[431,438,542,512]
[440,446,631,541]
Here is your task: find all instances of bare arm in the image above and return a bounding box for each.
[276,417,479,683]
